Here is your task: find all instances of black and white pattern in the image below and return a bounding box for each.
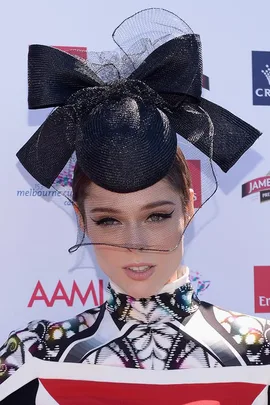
[0,279,270,391]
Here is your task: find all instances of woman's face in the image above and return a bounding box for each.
[80,180,194,299]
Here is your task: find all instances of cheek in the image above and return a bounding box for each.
[92,246,126,275]
[156,241,183,269]
[171,241,184,265]
[164,216,185,245]
[92,226,184,284]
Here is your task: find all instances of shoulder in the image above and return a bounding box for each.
[210,304,270,338]
[0,319,51,384]
[0,304,104,383]
[28,304,104,359]
[44,304,103,346]
[200,301,270,365]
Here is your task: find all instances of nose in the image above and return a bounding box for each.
[125,224,149,250]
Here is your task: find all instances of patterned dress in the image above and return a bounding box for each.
[0,273,270,403]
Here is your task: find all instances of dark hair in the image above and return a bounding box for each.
[72,146,192,214]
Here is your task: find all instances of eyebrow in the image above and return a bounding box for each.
[90,200,176,214]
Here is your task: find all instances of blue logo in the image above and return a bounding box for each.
[252,51,270,105]
[16,155,76,206]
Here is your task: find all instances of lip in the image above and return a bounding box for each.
[122,263,156,282]
[124,265,155,281]
[122,263,155,269]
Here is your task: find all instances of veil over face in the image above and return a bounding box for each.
[81,179,192,298]
[84,176,192,242]
[16,8,262,253]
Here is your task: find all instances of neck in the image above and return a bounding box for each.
[106,267,198,327]
[167,264,185,284]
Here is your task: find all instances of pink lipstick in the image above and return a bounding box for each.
[122,263,156,281]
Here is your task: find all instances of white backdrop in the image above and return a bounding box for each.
[0,0,269,343]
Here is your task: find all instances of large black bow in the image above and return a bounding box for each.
[17,9,261,189]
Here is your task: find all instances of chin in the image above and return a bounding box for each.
[124,283,162,299]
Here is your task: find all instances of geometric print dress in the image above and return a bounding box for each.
[0,270,270,403]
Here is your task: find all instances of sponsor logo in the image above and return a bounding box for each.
[202,75,210,91]
[187,160,202,209]
[16,153,76,206]
[254,266,270,313]
[28,271,209,309]
[190,270,211,296]
[28,279,104,308]
[252,51,270,105]
[242,172,270,203]
[52,46,87,60]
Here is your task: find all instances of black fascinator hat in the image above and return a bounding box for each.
[16,8,262,252]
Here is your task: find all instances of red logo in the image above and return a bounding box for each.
[254,266,270,313]
[28,280,104,308]
[242,173,270,203]
[53,46,87,60]
[187,160,202,209]
[202,75,210,90]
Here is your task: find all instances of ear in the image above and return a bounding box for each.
[73,203,85,232]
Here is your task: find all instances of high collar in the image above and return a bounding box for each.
[106,267,200,328]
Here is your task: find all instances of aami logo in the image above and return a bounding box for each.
[28,279,104,308]
[254,266,270,313]
[252,51,270,105]
[242,172,270,203]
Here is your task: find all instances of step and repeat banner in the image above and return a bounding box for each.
[0,0,269,343]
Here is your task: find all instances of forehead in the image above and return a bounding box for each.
[84,179,180,209]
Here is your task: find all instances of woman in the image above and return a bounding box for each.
[0,7,269,404]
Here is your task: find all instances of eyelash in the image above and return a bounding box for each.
[91,210,175,226]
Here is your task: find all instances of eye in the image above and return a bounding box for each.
[91,217,120,226]
[147,210,174,222]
